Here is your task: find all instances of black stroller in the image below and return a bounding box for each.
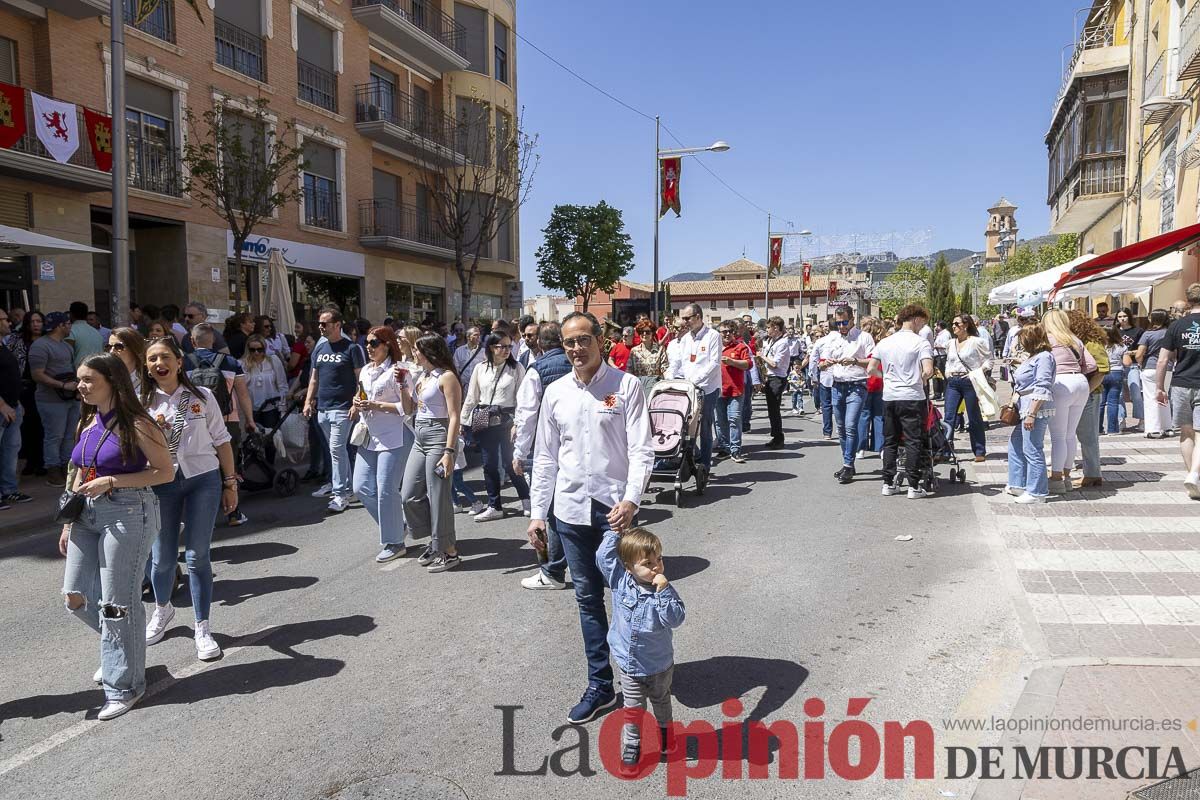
[240,400,301,497]
[891,399,966,493]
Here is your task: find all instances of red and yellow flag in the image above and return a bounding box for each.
[0,81,27,150]
[83,107,113,172]
[828,280,838,300]
[659,157,681,218]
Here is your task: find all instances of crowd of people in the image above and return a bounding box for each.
[4,286,1200,764]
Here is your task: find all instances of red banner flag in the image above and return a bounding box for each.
[768,235,783,273]
[659,157,681,218]
[83,107,113,172]
[828,280,838,300]
[0,81,27,150]
[802,262,812,290]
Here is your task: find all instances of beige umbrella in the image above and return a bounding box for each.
[263,248,296,335]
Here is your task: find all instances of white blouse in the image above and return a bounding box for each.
[145,385,231,478]
[462,360,525,418]
[945,336,991,375]
[358,359,411,451]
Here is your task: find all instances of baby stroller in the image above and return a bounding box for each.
[648,379,706,505]
[891,399,966,493]
[239,400,301,497]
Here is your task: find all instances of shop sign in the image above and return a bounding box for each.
[38,258,55,281]
[226,232,365,278]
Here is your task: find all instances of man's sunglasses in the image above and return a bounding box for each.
[834,320,851,327]
[103,342,126,352]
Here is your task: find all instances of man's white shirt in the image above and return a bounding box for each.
[824,329,875,382]
[672,324,722,393]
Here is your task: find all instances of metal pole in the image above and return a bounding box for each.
[110,0,129,327]
[764,213,771,313]
[653,115,660,324]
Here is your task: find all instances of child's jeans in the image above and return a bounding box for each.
[790,390,803,411]
[452,468,476,507]
[621,666,674,749]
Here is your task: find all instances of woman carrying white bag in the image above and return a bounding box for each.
[943,314,992,463]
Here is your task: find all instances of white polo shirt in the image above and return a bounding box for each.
[675,324,722,394]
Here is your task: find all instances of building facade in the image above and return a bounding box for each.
[0,0,520,326]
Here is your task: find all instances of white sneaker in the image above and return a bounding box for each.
[522,571,566,590]
[348,493,362,506]
[881,485,901,496]
[97,691,144,721]
[522,498,532,517]
[1003,486,1022,497]
[470,501,487,516]
[194,620,221,660]
[907,487,929,499]
[456,504,472,514]
[327,495,349,513]
[145,603,175,645]
[1186,472,1200,500]
[311,483,333,498]
[93,666,103,684]
[474,506,504,522]
[1015,492,1048,504]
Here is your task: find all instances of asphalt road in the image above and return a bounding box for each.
[0,405,1025,800]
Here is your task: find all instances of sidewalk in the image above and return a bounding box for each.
[969,424,1200,800]
[1,474,61,538]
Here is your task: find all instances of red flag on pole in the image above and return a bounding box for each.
[0,81,27,150]
[802,262,812,290]
[828,280,838,300]
[768,235,783,274]
[659,157,681,218]
[83,107,114,172]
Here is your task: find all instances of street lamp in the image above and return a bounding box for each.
[654,116,729,322]
[970,253,984,315]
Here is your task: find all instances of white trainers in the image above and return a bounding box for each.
[195,620,221,660]
[1015,492,1048,504]
[522,498,532,517]
[1003,486,1022,497]
[522,572,566,590]
[907,487,929,499]
[93,666,103,684]
[474,506,504,522]
[470,501,487,516]
[881,485,901,496]
[327,495,349,513]
[311,483,333,498]
[145,603,175,645]
[1185,472,1200,500]
[97,691,144,721]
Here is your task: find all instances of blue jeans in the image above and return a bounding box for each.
[452,469,477,506]
[1101,372,1125,433]
[832,381,867,466]
[1077,392,1102,477]
[353,440,411,547]
[0,405,23,495]
[1126,365,1144,422]
[818,383,834,436]
[307,414,328,477]
[476,421,529,509]
[318,408,353,498]
[555,500,615,692]
[62,489,160,701]
[698,388,719,468]
[740,384,754,432]
[857,391,884,453]
[151,467,222,622]
[36,398,79,468]
[714,394,743,455]
[944,376,986,457]
[791,390,804,411]
[1008,416,1050,497]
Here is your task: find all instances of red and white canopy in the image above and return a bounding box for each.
[1051,221,1200,299]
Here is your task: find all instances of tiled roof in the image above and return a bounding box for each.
[621,279,653,292]
[712,257,767,275]
[666,275,866,295]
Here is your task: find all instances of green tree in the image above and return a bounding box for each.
[926,254,957,324]
[977,232,1079,316]
[879,259,930,319]
[535,201,635,312]
[959,282,973,316]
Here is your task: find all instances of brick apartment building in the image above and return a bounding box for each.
[0,0,520,327]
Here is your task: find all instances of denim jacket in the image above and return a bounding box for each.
[596,531,686,677]
[1012,350,1056,417]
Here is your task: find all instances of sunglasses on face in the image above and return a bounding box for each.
[365,339,383,348]
[104,342,126,352]
[318,320,335,327]
[834,320,851,327]
[248,347,265,353]
[523,331,537,338]
[680,315,694,322]
[563,335,594,349]
[492,343,512,350]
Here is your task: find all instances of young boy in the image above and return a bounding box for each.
[788,360,806,416]
[596,527,686,770]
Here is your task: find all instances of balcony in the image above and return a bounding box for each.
[353,84,466,165]
[1051,22,1127,121]
[1181,3,1200,81]
[358,198,454,259]
[297,58,338,113]
[215,17,267,83]
[123,0,174,43]
[350,0,469,76]
[1144,47,1180,124]
[304,183,341,231]
[128,139,182,197]
[1049,154,1125,234]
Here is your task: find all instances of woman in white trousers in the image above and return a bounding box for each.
[1043,310,1097,495]
[1137,310,1173,438]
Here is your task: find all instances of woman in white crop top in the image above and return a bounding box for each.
[461,332,529,522]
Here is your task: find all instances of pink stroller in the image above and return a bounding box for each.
[648,379,706,505]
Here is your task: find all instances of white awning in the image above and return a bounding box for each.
[1054,250,1183,300]
[0,224,109,256]
[987,254,1097,305]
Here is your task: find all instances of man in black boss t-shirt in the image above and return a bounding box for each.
[303,308,365,513]
[1156,283,1200,500]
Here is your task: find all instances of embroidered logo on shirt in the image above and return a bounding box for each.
[191,403,202,415]
[603,393,617,408]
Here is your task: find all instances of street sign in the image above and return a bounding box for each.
[38,258,55,282]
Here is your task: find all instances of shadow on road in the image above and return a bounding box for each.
[456,537,541,573]
[210,541,299,564]
[215,575,320,607]
[662,554,709,582]
[144,656,345,707]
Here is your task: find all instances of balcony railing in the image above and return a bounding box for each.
[215,17,267,83]
[297,58,338,112]
[359,198,452,250]
[1144,47,1180,101]
[123,0,174,43]
[353,84,466,155]
[1057,154,1125,205]
[128,139,182,196]
[304,183,341,230]
[350,0,465,56]
[7,91,101,171]
[1056,22,1116,105]
[1181,2,1200,81]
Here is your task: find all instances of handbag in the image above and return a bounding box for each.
[469,363,507,432]
[998,402,1021,427]
[53,423,114,524]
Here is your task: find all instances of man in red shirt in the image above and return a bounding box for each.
[716,321,753,463]
[608,326,634,371]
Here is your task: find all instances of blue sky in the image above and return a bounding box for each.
[516,1,1075,292]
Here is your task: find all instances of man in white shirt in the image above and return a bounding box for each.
[932,321,952,400]
[821,308,875,483]
[812,325,840,438]
[869,304,935,498]
[669,303,722,476]
[514,314,536,364]
[528,311,654,725]
[761,317,793,448]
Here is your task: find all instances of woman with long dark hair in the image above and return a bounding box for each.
[61,353,173,720]
[461,331,529,521]
[105,327,147,393]
[1115,307,1144,431]
[223,312,255,359]
[141,336,238,661]
[352,325,414,562]
[9,311,44,476]
[943,313,990,462]
[399,334,462,573]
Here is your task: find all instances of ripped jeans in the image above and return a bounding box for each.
[62,488,160,702]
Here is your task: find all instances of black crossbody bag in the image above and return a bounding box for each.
[54,424,114,524]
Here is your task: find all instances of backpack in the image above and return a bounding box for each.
[186,353,232,416]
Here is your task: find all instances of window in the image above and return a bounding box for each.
[1161,127,1179,234]
[303,140,340,231]
[1113,225,1123,250]
[459,192,490,258]
[0,37,16,84]
[215,0,265,81]
[788,297,795,307]
[124,0,174,42]
[456,96,490,165]
[496,199,513,261]
[455,4,488,75]
[366,64,396,121]
[727,299,734,309]
[297,15,337,112]
[710,300,717,310]
[495,109,511,173]
[125,78,177,195]
[494,18,509,84]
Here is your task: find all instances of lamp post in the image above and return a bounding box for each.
[970,253,983,316]
[653,116,729,323]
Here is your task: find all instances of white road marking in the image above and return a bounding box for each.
[1009,548,1200,573]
